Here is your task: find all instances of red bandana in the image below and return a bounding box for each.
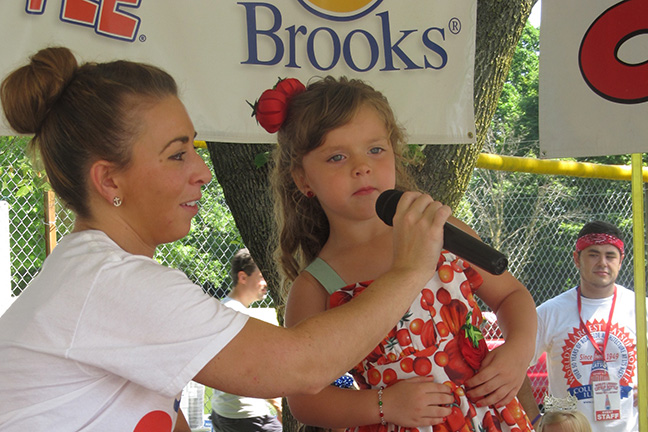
[575,233,624,255]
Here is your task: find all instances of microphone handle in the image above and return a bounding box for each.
[443,223,508,275]
[375,189,508,275]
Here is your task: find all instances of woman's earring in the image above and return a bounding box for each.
[113,196,122,207]
[306,191,315,198]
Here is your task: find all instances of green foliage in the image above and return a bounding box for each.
[490,22,539,155]
[0,136,51,295]
[461,22,636,304]
[154,150,243,299]
[2,140,243,299]
[254,151,271,168]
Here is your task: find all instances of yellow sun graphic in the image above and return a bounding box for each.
[305,0,375,13]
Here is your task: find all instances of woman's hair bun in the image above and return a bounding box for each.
[1,46,78,134]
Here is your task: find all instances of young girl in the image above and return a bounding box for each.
[535,411,592,432]
[535,395,592,432]
[255,76,537,432]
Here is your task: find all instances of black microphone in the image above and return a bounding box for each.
[375,189,508,275]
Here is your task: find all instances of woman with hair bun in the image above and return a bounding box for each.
[0,47,451,431]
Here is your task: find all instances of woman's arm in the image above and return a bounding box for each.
[195,193,451,398]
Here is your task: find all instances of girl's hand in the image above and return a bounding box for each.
[464,342,530,407]
[382,376,454,427]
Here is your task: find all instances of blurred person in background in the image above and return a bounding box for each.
[211,248,282,432]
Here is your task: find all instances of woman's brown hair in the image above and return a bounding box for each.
[1,46,178,219]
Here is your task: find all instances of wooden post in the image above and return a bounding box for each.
[44,190,57,256]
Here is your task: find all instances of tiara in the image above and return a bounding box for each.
[543,394,578,412]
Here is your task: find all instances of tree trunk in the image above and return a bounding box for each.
[206,143,282,314]
[417,0,536,209]
[208,1,537,429]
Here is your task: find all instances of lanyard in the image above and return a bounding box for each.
[577,285,617,359]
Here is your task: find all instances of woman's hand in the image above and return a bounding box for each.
[390,192,452,286]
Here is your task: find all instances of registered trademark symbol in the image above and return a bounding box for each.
[448,18,461,35]
[139,34,147,42]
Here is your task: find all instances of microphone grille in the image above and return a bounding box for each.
[375,189,403,226]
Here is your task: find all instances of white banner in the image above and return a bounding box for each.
[0,1,477,144]
[539,0,648,158]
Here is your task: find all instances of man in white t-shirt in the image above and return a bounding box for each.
[211,248,282,432]
[532,221,644,432]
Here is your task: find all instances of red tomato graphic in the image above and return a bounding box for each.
[445,405,466,431]
[329,290,352,308]
[437,321,450,338]
[437,288,452,305]
[400,357,414,373]
[420,288,435,311]
[459,280,472,300]
[438,264,454,283]
[443,338,475,385]
[383,368,398,385]
[397,328,412,346]
[434,351,449,367]
[413,357,432,376]
[410,318,424,335]
[367,367,381,386]
[134,411,173,432]
[421,320,438,348]
[274,77,306,97]
[500,407,516,426]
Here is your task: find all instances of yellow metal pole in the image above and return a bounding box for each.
[631,153,647,432]
[196,144,648,183]
[197,141,645,183]
[477,153,648,182]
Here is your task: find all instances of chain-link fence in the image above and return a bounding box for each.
[458,166,642,410]
[1,137,643,428]
[459,168,639,303]
[0,138,275,308]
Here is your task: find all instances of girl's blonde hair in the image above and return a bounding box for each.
[536,411,592,432]
[270,76,417,294]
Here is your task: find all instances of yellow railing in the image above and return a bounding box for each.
[195,141,647,182]
[476,153,648,182]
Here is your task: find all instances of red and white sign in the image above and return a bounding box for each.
[539,0,648,158]
[0,1,477,144]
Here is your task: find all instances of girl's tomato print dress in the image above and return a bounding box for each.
[327,251,534,432]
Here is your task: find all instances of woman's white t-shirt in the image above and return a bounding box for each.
[0,230,248,431]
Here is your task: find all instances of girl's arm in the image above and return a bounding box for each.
[284,272,453,428]
[288,377,453,428]
[449,217,537,408]
[194,193,452,399]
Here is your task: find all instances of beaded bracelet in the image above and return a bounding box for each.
[377,386,386,426]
